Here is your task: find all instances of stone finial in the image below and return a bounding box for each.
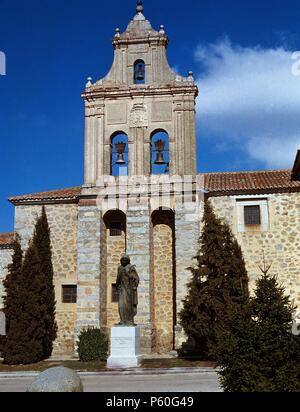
[159,25,166,35]
[115,28,120,38]
[86,77,93,88]
[136,0,143,13]
[188,71,194,82]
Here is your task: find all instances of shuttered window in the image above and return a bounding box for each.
[244,205,261,225]
[62,285,77,303]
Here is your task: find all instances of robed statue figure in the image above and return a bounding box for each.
[116,255,140,326]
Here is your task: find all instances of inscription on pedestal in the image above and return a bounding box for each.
[107,326,143,369]
[114,337,135,347]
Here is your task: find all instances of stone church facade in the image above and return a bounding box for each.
[1,3,300,356]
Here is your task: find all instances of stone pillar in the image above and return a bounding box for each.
[84,106,91,186]
[96,103,105,181]
[126,200,152,354]
[174,202,200,349]
[173,95,197,176]
[174,101,184,176]
[76,203,101,334]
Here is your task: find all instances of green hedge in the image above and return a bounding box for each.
[77,328,108,362]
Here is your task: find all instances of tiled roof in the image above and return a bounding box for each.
[0,232,14,248]
[6,170,300,205]
[204,169,300,195]
[9,187,82,204]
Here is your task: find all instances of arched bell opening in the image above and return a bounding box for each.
[134,59,146,84]
[150,208,176,354]
[151,130,170,175]
[111,132,129,177]
[101,210,127,330]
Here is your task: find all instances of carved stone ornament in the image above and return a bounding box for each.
[129,104,148,128]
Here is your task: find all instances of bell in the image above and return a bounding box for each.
[136,64,144,81]
[155,151,166,165]
[154,139,166,165]
[116,153,126,165]
[115,141,127,165]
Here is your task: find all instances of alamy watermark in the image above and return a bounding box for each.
[0,51,6,75]
[92,174,206,223]
[292,51,300,76]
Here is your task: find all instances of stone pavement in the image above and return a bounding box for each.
[0,369,222,392]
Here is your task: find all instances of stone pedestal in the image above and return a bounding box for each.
[107,326,143,369]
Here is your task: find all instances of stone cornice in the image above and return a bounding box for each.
[9,198,79,206]
[206,187,300,198]
[112,36,169,49]
[0,244,14,250]
[82,84,199,101]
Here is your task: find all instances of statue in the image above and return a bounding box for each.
[116,255,139,326]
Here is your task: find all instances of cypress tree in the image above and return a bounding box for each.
[179,200,249,359]
[214,265,300,392]
[2,235,23,363]
[3,207,57,364]
[34,207,57,358]
[3,238,45,364]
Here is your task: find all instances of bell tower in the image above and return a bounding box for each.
[82,0,198,185]
[77,2,201,356]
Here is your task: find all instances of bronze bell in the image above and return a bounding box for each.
[154,139,166,165]
[136,64,144,81]
[115,142,127,165]
[155,151,165,165]
[116,153,126,165]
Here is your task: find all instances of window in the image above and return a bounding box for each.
[151,130,170,175]
[112,284,119,303]
[62,285,77,304]
[236,198,269,233]
[244,205,261,226]
[109,222,122,237]
[111,133,128,177]
[134,60,145,84]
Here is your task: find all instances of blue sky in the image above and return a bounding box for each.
[0,0,300,232]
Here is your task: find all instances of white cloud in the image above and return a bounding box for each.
[196,38,300,169]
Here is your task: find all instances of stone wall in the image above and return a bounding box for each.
[174,202,201,349]
[103,212,126,329]
[6,188,299,358]
[210,193,300,310]
[0,248,13,310]
[151,211,175,353]
[76,204,101,338]
[126,200,152,354]
[14,203,78,355]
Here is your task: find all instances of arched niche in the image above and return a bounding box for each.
[134,59,146,84]
[101,210,127,330]
[150,208,176,353]
[111,132,129,177]
[151,130,170,175]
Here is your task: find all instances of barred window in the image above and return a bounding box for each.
[110,222,122,237]
[244,205,261,226]
[62,285,77,304]
[112,284,119,303]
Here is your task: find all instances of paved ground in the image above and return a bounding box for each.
[0,371,221,392]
